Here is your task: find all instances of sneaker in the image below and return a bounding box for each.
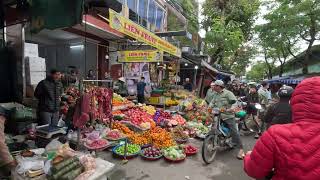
[254,134,260,139]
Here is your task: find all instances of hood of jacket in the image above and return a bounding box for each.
[290,76,320,123]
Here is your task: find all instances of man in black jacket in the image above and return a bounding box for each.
[263,85,293,129]
[34,69,62,126]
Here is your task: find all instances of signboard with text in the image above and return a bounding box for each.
[109,9,181,58]
[118,50,163,63]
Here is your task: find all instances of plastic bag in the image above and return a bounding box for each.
[16,159,44,175]
[45,138,62,152]
[57,116,65,127]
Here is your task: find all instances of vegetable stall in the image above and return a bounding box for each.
[10,85,213,179]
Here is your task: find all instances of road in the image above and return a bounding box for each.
[98,133,257,180]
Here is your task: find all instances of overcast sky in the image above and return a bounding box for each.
[196,0,319,71]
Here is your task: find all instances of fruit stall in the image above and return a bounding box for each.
[10,86,212,179]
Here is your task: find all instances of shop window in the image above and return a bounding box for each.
[127,0,137,13]
[148,0,156,25]
[138,0,148,19]
[155,6,164,31]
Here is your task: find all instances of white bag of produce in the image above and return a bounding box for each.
[45,138,62,152]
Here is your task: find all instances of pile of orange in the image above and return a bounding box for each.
[112,122,134,136]
[149,127,175,148]
[112,123,175,148]
[112,110,123,116]
[129,133,152,145]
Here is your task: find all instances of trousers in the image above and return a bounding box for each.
[224,118,243,149]
[39,111,59,126]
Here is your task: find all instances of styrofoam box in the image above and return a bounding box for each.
[26,57,46,72]
[25,43,39,57]
[29,71,46,85]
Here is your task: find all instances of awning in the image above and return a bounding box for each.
[201,60,234,76]
[267,76,305,84]
[266,77,291,84]
[281,77,305,84]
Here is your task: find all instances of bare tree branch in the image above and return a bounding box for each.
[284,34,299,59]
[299,32,312,42]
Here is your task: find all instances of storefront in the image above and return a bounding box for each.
[107,9,182,96]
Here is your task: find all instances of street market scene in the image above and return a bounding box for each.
[0,0,320,180]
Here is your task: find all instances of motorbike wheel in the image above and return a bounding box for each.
[202,134,219,164]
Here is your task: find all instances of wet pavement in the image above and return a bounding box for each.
[98,134,257,180]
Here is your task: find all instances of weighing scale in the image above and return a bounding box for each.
[36,125,67,139]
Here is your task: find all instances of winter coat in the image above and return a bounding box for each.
[247,92,259,104]
[263,98,292,128]
[244,77,320,180]
[34,77,62,112]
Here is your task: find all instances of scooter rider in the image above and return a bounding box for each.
[208,80,244,159]
[263,85,293,129]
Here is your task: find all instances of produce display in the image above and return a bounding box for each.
[183,144,198,156]
[50,157,84,180]
[114,144,141,156]
[186,122,210,137]
[112,122,134,136]
[65,87,80,98]
[129,132,151,146]
[64,85,211,165]
[112,93,126,105]
[165,99,179,106]
[171,126,189,142]
[112,110,124,116]
[149,127,176,148]
[153,110,172,125]
[85,139,108,150]
[112,123,175,148]
[141,147,162,159]
[163,146,186,161]
[141,104,156,115]
[106,130,125,140]
[171,114,186,125]
[184,110,211,125]
[122,107,156,129]
[52,156,64,165]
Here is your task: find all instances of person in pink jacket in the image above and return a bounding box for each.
[243,76,320,180]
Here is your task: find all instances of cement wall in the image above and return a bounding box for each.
[37,41,98,78]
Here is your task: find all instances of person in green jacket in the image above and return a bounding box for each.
[205,82,216,104]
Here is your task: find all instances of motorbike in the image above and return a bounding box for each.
[201,108,234,164]
[236,96,263,134]
[235,97,250,131]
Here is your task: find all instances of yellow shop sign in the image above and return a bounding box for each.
[118,50,163,62]
[109,9,181,58]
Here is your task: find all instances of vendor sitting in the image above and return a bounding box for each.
[0,106,16,177]
[114,77,128,97]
